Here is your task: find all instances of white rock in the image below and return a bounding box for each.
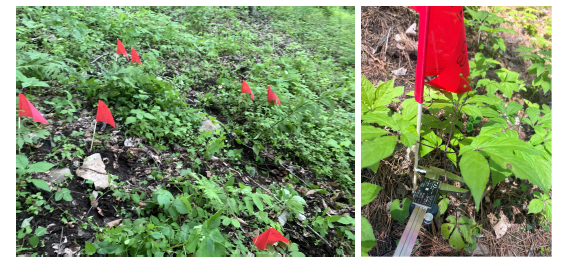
[76,153,109,190]
[278,211,288,226]
[406,23,417,36]
[48,168,71,184]
[392,67,407,76]
[200,119,219,131]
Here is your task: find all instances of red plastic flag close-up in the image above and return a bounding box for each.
[267,86,281,105]
[18,94,49,124]
[116,39,129,61]
[412,6,471,103]
[253,228,290,250]
[131,48,141,64]
[241,81,255,100]
[96,100,116,128]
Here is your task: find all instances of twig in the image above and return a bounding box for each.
[442,104,458,181]
[384,26,392,54]
[57,227,64,257]
[295,221,333,248]
[83,189,112,220]
[91,52,110,64]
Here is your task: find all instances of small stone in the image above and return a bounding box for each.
[406,23,417,36]
[48,168,71,184]
[200,119,219,131]
[392,67,407,76]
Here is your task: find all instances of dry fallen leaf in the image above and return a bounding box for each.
[206,171,212,177]
[97,207,104,216]
[493,215,509,239]
[107,219,122,228]
[236,217,248,225]
[306,190,317,196]
[138,202,147,208]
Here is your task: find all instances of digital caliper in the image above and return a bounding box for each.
[393,177,441,256]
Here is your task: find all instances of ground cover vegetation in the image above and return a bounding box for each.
[16,6,355,257]
[361,6,551,256]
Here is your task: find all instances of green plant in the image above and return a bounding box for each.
[441,216,481,251]
[528,191,552,223]
[515,45,552,94]
[360,182,381,256]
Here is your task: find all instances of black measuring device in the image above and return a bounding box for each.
[393,177,441,256]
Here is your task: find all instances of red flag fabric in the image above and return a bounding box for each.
[131,48,141,64]
[412,6,471,103]
[95,100,115,128]
[241,81,255,100]
[116,39,129,61]
[18,94,49,124]
[253,228,290,250]
[267,86,281,105]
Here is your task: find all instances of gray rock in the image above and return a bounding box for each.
[76,153,109,190]
[200,119,219,131]
[472,243,490,256]
[48,168,71,184]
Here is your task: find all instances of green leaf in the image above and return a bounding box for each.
[173,199,188,214]
[461,105,483,118]
[125,117,137,125]
[361,136,398,169]
[459,151,489,212]
[400,127,419,148]
[204,209,223,230]
[545,200,552,222]
[361,183,381,207]
[361,216,376,256]
[29,236,39,248]
[437,198,450,217]
[390,198,412,223]
[361,75,376,110]
[27,162,55,173]
[85,241,97,255]
[361,125,389,141]
[35,227,47,236]
[30,179,50,191]
[231,218,240,228]
[505,101,522,116]
[528,199,544,214]
[17,154,29,170]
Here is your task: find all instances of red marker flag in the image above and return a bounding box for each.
[18,94,49,124]
[241,81,255,100]
[412,6,471,103]
[267,86,281,105]
[253,228,290,250]
[116,39,129,61]
[95,100,115,128]
[131,48,141,64]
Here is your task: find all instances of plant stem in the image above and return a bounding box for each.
[442,103,458,181]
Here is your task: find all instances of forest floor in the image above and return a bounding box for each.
[361,6,552,256]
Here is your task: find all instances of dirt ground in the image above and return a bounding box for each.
[361,6,552,256]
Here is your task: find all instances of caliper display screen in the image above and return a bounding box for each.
[412,178,440,208]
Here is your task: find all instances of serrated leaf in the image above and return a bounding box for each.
[459,151,489,212]
[85,241,96,255]
[361,125,390,141]
[505,101,522,116]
